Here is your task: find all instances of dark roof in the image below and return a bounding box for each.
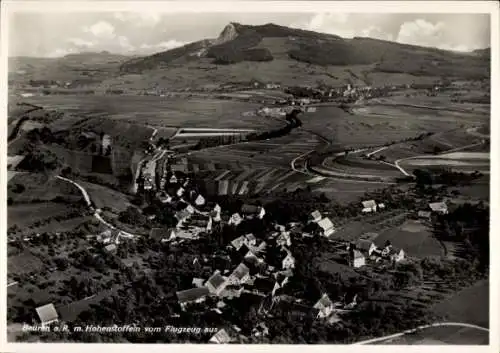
[355,239,374,251]
[253,277,275,293]
[207,272,226,290]
[176,287,209,303]
[230,263,250,281]
[241,204,259,214]
[150,228,174,240]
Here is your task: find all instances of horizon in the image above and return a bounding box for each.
[8,13,491,58]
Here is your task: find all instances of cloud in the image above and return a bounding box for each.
[139,40,186,52]
[46,47,78,58]
[360,26,394,41]
[396,19,445,47]
[67,37,95,48]
[83,21,116,39]
[113,12,162,27]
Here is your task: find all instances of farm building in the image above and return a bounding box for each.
[418,211,432,220]
[349,250,365,268]
[313,294,335,319]
[228,263,250,285]
[206,271,228,296]
[36,303,59,326]
[317,217,336,237]
[355,240,378,256]
[209,329,234,344]
[361,200,378,213]
[310,210,322,223]
[429,202,448,214]
[176,287,210,311]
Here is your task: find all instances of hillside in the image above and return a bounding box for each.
[118,22,490,82]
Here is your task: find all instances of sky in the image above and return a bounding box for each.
[8,12,491,57]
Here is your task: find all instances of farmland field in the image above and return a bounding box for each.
[20,95,278,130]
[374,220,443,257]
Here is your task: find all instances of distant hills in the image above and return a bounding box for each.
[9,23,491,90]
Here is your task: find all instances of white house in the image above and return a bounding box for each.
[355,240,378,256]
[310,210,322,223]
[362,200,378,213]
[186,205,195,215]
[228,263,250,286]
[276,231,292,247]
[258,206,266,220]
[230,236,246,251]
[350,250,365,268]
[176,187,185,197]
[169,174,178,184]
[36,303,59,326]
[429,201,448,215]
[389,248,405,263]
[244,233,257,247]
[317,217,336,237]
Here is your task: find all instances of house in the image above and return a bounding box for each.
[209,329,234,344]
[362,200,378,213]
[317,217,336,237]
[228,213,243,226]
[192,278,205,288]
[310,210,322,223]
[228,263,250,285]
[355,240,378,256]
[176,187,185,197]
[96,229,112,243]
[211,203,222,222]
[378,203,386,210]
[244,233,257,246]
[176,287,210,310]
[104,244,117,253]
[349,249,365,268]
[281,251,295,270]
[221,285,244,299]
[36,303,59,326]
[169,174,178,184]
[429,201,448,215]
[418,210,432,220]
[206,271,228,295]
[194,194,205,206]
[389,248,405,263]
[313,294,335,319]
[230,236,246,251]
[186,205,195,214]
[244,250,264,266]
[276,231,292,247]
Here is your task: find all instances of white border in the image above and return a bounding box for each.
[1,1,498,353]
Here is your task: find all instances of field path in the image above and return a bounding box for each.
[55,175,138,238]
[351,322,489,345]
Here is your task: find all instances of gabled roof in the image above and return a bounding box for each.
[317,217,334,231]
[230,263,250,281]
[36,303,59,324]
[313,294,333,310]
[245,233,257,242]
[362,200,377,208]
[355,239,375,252]
[209,328,233,344]
[311,210,322,221]
[176,287,209,303]
[230,236,246,250]
[207,272,226,291]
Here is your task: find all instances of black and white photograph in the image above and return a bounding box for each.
[2,1,498,349]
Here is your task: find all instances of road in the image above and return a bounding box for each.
[351,322,489,345]
[56,175,138,238]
